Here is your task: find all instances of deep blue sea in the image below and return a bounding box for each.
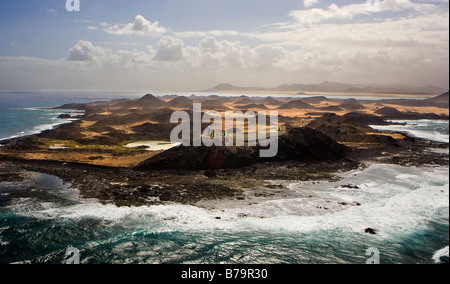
[0,92,449,264]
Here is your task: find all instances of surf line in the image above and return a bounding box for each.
[170,103,279,158]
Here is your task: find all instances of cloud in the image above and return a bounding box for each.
[46,8,57,15]
[289,3,369,28]
[153,37,184,62]
[67,40,112,62]
[304,0,320,8]
[1,2,448,92]
[66,40,157,67]
[289,0,444,28]
[106,15,167,36]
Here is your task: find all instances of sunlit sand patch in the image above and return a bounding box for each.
[366,132,406,140]
[49,145,68,150]
[125,141,182,151]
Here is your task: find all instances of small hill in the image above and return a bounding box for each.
[262,97,283,106]
[375,106,448,120]
[54,103,88,110]
[339,99,365,110]
[206,95,233,103]
[426,92,449,107]
[278,99,314,110]
[235,104,268,110]
[234,98,256,105]
[136,94,168,108]
[374,107,403,117]
[318,106,342,112]
[115,94,168,109]
[168,96,193,108]
[307,113,396,145]
[300,96,330,104]
[200,100,230,110]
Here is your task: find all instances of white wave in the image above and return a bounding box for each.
[429,148,450,155]
[370,120,449,143]
[0,119,75,142]
[7,164,448,241]
[432,246,449,264]
[0,108,82,141]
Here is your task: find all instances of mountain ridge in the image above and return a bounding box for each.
[203,82,447,95]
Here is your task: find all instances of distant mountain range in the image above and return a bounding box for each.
[203,82,447,95]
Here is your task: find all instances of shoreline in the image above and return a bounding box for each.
[1,134,448,207]
[0,107,84,143]
[0,92,448,207]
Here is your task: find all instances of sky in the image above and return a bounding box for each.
[0,0,448,92]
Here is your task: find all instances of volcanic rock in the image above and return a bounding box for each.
[135,127,348,171]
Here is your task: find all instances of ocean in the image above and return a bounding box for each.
[0,92,449,264]
[0,91,141,141]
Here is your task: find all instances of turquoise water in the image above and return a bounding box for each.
[0,91,141,141]
[0,164,448,264]
[0,108,82,141]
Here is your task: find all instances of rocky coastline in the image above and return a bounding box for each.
[0,92,448,207]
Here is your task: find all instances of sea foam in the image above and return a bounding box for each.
[432,246,449,264]
[370,120,449,143]
[7,164,448,240]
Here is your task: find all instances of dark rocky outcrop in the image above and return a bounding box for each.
[365,228,378,235]
[54,103,88,111]
[135,127,348,171]
[57,114,72,119]
[342,112,387,126]
[135,145,259,171]
[375,106,448,120]
[307,113,397,145]
[339,99,365,110]
[275,127,347,161]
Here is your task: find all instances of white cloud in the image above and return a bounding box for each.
[106,15,167,36]
[1,2,448,91]
[153,37,184,62]
[304,0,320,8]
[66,40,157,67]
[289,3,369,28]
[289,0,444,28]
[67,40,112,62]
[46,8,57,15]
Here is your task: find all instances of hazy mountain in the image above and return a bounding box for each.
[426,92,449,105]
[204,82,447,95]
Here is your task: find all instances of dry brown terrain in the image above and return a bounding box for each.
[0,92,448,168]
